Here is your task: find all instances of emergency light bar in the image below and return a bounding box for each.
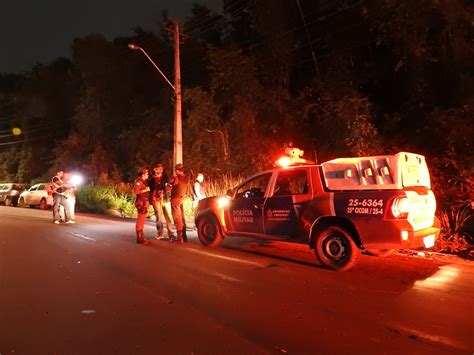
[275,147,314,167]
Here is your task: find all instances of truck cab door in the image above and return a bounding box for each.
[263,168,311,238]
[225,173,272,235]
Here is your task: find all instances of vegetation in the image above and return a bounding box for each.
[0,1,472,217]
[434,204,472,253]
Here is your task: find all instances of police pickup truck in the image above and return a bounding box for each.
[195,151,440,271]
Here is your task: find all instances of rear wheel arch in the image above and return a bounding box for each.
[309,216,362,249]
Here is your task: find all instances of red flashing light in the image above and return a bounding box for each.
[277,156,292,168]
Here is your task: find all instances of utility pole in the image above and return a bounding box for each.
[129,20,183,168]
[172,20,183,166]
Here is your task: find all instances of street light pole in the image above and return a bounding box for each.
[128,33,183,167]
[173,21,183,166]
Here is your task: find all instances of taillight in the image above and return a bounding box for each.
[391,196,410,219]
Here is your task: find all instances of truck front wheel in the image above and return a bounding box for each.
[314,226,361,271]
[197,214,224,247]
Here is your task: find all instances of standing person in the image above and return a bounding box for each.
[192,173,206,207]
[51,170,73,224]
[134,167,150,245]
[169,163,189,243]
[148,163,174,240]
[60,172,76,222]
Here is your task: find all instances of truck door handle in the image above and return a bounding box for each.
[253,204,263,209]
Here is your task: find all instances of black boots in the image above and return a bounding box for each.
[136,230,149,245]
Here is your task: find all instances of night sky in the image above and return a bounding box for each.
[0,0,221,74]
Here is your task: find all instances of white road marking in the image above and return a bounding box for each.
[213,272,241,283]
[68,232,96,242]
[186,248,263,267]
[81,309,96,314]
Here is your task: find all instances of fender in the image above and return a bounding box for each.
[308,216,363,249]
[195,205,228,235]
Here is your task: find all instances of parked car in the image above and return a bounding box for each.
[0,183,28,206]
[18,183,54,209]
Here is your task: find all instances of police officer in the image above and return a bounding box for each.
[134,167,150,245]
[169,163,188,243]
[148,163,174,240]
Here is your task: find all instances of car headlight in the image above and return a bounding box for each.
[217,197,230,209]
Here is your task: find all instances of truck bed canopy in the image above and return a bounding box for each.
[321,152,431,191]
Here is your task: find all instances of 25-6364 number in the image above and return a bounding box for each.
[348,199,383,208]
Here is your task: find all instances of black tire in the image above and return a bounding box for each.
[5,197,12,207]
[197,214,224,247]
[314,225,361,271]
[18,197,26,208]
[39,198,48,210]
[365,249,395,257]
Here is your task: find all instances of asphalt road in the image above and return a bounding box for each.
[0,206,473,354]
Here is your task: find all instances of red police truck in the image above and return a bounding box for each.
[195,151,439,271]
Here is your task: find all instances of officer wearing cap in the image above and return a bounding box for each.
[169,163,189,243]
[133,167,150,245]
[148,163,174,240]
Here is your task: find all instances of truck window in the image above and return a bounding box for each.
[273,169,308,196]
[235,173,272,199]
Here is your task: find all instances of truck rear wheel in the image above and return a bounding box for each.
[314,225,361,271]
[197,214,224,247]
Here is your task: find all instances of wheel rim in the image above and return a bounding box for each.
[202,223,217,242]
[40,200,46,209]
[322,233,349,263]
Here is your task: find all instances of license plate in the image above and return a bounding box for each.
[423,234,435,248]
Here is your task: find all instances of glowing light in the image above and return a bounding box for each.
[12,127,22,135]
[391,196,410,218]
[401,230,409,241]
[423,234,436,248]
[276,156,292,168]
[217,196,230,209]
[70,174,84,186]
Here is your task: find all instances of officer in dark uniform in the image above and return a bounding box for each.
[148,163,174,239]
[169,163,188,243]
[133,167,150,245]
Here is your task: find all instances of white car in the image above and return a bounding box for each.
[18,183,54,209]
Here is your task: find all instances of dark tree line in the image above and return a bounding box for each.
[0,0,472,205]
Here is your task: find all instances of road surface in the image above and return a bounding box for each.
[0,206,473,354]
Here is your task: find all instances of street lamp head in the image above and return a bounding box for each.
[128,43,140,50]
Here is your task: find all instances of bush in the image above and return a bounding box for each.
[434,204,472,253]
[77,184,137,217]
[75,175,245,221]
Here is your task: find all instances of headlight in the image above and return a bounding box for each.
[217,196,230,209]
[70,174,84,186]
